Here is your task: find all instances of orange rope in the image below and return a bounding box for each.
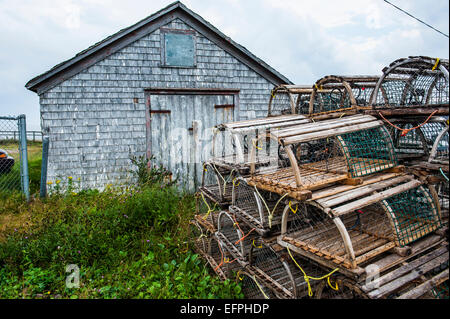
[235,228,256,245]
[214,240,238,271]
[378,110,438,136]
[214,242,224,271]
[231,214,256,245]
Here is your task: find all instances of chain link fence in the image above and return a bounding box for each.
[0,115,29,200]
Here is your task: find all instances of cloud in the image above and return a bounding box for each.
[0,0,448,131]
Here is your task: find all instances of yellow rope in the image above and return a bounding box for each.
[200,192,216,220]
[252,239,263,248]
[253,186,288,228]
[432,58,440,71]
[289,201,298,214]
[252,138,262,150]
[253,275,270,299]
[287,247,339,297]
[210,163,236,197]
[268,193,289,228]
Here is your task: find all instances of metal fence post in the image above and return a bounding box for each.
[40,136,49,198]
[18,114,30,201]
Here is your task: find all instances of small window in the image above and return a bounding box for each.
[161,29,196,67]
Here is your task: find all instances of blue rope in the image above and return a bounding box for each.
[440,168,449,182]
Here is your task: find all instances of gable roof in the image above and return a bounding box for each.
[25,1,292,94]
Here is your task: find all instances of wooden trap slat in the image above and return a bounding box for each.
[364,246,449,299]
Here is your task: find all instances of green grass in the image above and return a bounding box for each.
[0,156,243,299]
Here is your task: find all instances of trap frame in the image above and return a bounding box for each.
[215,210,260,264]
[229,177,289,236]
[386,119,447,162]
[428,125,449,165]
[246,114,399,200]
[190,220,238,281]
[236,270,278,299]
[277,172,442,273]
[368,56,449,117]
[267,85,314,117]
[307,75,380,117]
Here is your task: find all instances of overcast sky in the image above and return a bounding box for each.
[0,0,448,131]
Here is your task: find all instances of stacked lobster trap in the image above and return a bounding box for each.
[190,56,449,299]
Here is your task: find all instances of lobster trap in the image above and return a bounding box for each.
[190,220,240,280]
[268,85,313,116]
[428,125,449,165]
[210,114,311,176]
[247,241,342,299]
[369,56,449,113]
[215,210,260,264]
[387,120,447,161]
[277,172,442,273]
[236,270,278,299]
[247,115,398,200]
[198,161,236,207]
[307,75,380,117]
[229,178,288,236]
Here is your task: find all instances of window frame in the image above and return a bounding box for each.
[160,28,197,68]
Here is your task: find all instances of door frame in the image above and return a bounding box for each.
[144,88,240,163]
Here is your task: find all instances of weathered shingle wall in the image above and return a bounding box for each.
[39,18,277,189]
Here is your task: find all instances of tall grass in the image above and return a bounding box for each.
[0,156,243,299]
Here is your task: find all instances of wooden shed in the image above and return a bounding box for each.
[25,1,292,190]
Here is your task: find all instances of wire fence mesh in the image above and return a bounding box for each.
[0,117,22,193]
[0,115,29,199]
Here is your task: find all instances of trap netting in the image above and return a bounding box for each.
[429,126,449,165]
[236,270,277,299]
[267,85,315,116]
[248,240,341,299]
[382,185,442,247]
[210,114,311,176]
[216,210,259,262]
[279,202,395,270]
[387,121,446,160]
[247,115,397,198]
[337,125,397,177]
[308,76,379,116]
[279,173,442,269]
[190,220,239,280]
[229,178,288,236]
[370,56,449,108]
[199,161,236,207]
